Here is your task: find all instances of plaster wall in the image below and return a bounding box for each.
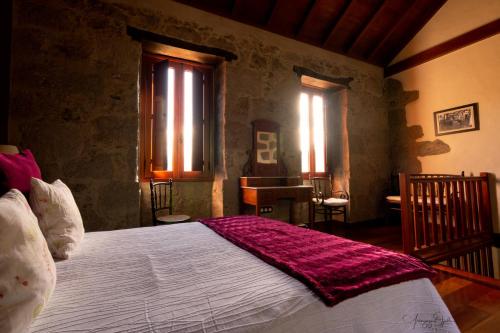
[9,0,389,230]
[389,35,500,275]
[390,34,500,231]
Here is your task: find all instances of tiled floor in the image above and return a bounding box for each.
[312,221,500,333]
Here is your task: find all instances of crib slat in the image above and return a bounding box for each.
[470,180,478,232]
[480,247,487,276]
[421,182,429,247]
[474,250,480,275]
[486,246,494,277]
[452,181,460,239]
[465,179,473,235]
[477,180,484,232]
[471,252,476,274]
[459,180,467,237]
[429,182,438,245]
[437,182,445,242]
[463,255,468,272]
[445,182,452,241]
[412,182,421,248]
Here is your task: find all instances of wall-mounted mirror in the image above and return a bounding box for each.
[256,131,278,164]
[248,119,285,176]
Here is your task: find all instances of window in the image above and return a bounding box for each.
[140,53,213,180]
[299,88,327,177]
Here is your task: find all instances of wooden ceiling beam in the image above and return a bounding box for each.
[344,0,387,54]
[231,0,242,15]
[365,0,416,62]
[294,0,317,37]
[385,18,500,77]
[379,0,446,65]
[175,0,446,68]
[322,0,353,47]
[264,0,279,26]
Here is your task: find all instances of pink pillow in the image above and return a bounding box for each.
[0,149,41,193]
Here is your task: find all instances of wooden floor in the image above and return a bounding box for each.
[311,221,500,333]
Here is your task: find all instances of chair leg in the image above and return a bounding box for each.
[312,204,316,225]
[327,207,331,224]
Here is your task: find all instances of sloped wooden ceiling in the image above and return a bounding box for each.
[175,0,447,67]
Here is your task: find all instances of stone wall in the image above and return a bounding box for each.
[384,79,451,174]
[9,0,390,230]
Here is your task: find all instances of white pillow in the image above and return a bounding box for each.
[29,178,85,259]
[0,189,57,333]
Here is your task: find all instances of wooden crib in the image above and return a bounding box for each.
[399,173,495,277]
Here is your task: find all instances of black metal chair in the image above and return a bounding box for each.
[311,175,349,224]
[150,178,190,226]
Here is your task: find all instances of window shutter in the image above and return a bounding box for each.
[191,68,204,172]
[152,60,169,171]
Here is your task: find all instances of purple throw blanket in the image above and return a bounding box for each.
[200,215,435,306]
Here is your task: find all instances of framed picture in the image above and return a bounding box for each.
[434,103,479,136]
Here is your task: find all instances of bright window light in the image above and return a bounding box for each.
[183,70,193,172]
[166,67,175,172]
[299,92,310,173]
[312,95,325,173]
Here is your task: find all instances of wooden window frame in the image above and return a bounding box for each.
[140,53,214,181]
[301,85,329,180]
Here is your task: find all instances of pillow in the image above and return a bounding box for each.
[0,189,57,333]
[29,178,85,259]
[0,149,41,194]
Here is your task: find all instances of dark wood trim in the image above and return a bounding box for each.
[293,66,353,89]
[385,18,500,77]
[322,0,352,47]
[294,0,316,37]
[0,0,12,144]
[127,26,238,62]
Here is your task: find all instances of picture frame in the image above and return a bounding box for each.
[433,103,479,136]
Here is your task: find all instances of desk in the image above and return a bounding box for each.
[240,177,313,225]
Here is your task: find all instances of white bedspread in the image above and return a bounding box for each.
[32,222,459,333]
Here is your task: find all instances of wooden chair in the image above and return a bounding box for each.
[385,171,465,224]
[150,178,190,226]
[385,171,402,223]
[311,176,349,224]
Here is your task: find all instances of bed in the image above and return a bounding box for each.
[399,172,495,277]
[31,221,459,333]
